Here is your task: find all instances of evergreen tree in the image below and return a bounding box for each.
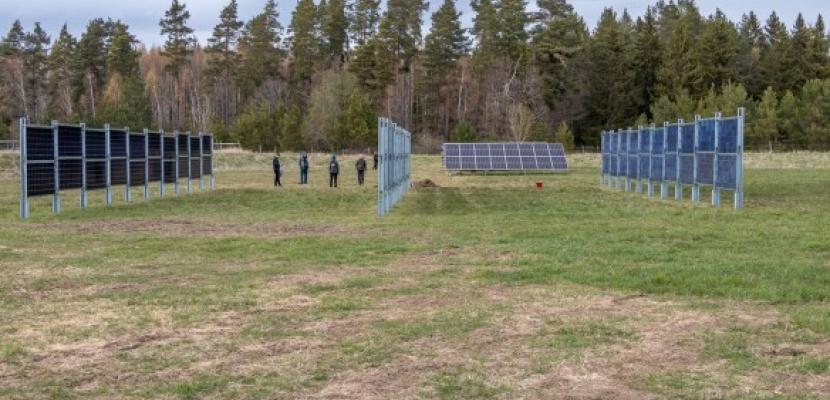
[808,15,830,79]
[450,120,476,141]
[337,90,376,149]
[107,22,139,78]
[378,0,428,70]
[72,19,109,118]
[239,0,284,96]
[348,36,394,102]
[553,121,575,150]
[323,0,349,64]
[790,14,813,86]
[207,0,243,83]
[47,24,77,119]
[736,12,765,98]
[470,0,500,70]
[279,105,305,150]
[657,18,694,96]
[799,79,830,149]
[159,0,196,75]
[348,0,380,46]
[498,0,529,61]
[630,8,661,117]
[753,86,779,150]
[760,12,793,92]
[289,0,322,86]
[693,9,738,93]
[778,90,799,148]
[586,8,635,130]
[23,22,50,121]
[0,20,26,54]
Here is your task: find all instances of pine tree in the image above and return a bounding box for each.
[693,9,738,93]
[760,12,793,92]
[808,15,830,79]
[630,8,661,117]
[554,121,575,150]
[736,12,765,98]
[777,90,799,148]
[798,79,830,150]
[159,0,196,75]
[790,14,813,87]
[657,18,694,97]
[338,90,376,149]
[107,22,139,78]
[586,8,635,130]
[348,36,394,102]
[753,87,779,150]
[0,20,26,55]
[207,0,243,83]
[498,0,529,61]
[531,0,587,115]
[470,0,499,70]
[418,0,468,135]
[348,0,380,46]
[239,0,283,96]
[279,105,305,150]
[72,19,109,119]
[47,24,77,119]
[323,0,349,64]
[289,0,322,86]
[378,0,428,70]
[23,22,50,121]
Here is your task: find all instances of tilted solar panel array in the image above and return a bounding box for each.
[19,120,216,218]
[599,110,745,209]
[442,142,568,172]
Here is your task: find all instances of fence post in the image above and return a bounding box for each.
[692,115,701,203]
[143,129,149,200]
[105,124,112,206]
[661,122,669,199]
[52,120,61,213]
[735,107,745,209]
[210,135,215,190]
[676,119,683,201]
[635,126,643,194]
[81,123,88,208]
[199,132,205,190]
[647,124,655,198]
[125,128,132,202]
[174,131,180,195]
[615,130,622,190]
[712,113,721,207]
[159,130,165,198]
[187,132,193,194]
[19,118,28,219]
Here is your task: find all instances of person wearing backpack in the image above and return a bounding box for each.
[272,155,282,187]
[328,154,340,188]
[298,152,309,184]
[355,156,367,186]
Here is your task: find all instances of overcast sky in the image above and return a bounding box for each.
[3,0,829,47]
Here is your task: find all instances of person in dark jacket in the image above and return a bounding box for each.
[328,154,340,188]
[272,155,282,187]
[299,152,309,184]
[355,156,367,186]
[372,152,378,170]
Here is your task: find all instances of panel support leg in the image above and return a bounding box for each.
[692,184,700,203]
[676,184,683,200]
[660,182,668,199]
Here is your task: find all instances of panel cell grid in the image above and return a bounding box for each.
[27,162,55,196]
[26,126,54,161]
[110,130,127,158]
[129,134,146,159]
[202,135,213,154]
[58,126,83,158]
[130,161,147,186]
[86,130,106,159]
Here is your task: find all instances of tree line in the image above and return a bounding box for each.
[1,0,829,152]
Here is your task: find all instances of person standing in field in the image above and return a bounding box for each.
[328,154,340,188]
[272,155,282,187]
[299,152,309,184]
[372,152,378,170]
[355,155,367,186]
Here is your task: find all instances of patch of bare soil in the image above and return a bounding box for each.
[34,218,358,238]
[413,179,438,188]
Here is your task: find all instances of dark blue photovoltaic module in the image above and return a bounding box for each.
[442,142,567,172]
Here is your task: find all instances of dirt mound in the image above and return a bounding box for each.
[413,179,438,188]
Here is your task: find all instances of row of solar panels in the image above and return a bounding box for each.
[600,117,742,189]
[22,124,213,197]
[442,142,568,171]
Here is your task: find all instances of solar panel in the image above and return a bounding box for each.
[442,142,567,172]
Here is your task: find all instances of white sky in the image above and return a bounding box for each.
[2,0,828,47]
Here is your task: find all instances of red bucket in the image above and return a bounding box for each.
[536,182,543,189]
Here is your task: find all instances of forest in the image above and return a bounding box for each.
[1,0,829,152]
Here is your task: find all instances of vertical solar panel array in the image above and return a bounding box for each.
[377,118,411,217]
[441,142,568,172]
[599,109,744,209]
[19,119,215,219]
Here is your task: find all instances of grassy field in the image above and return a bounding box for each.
[0,151,828,399]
